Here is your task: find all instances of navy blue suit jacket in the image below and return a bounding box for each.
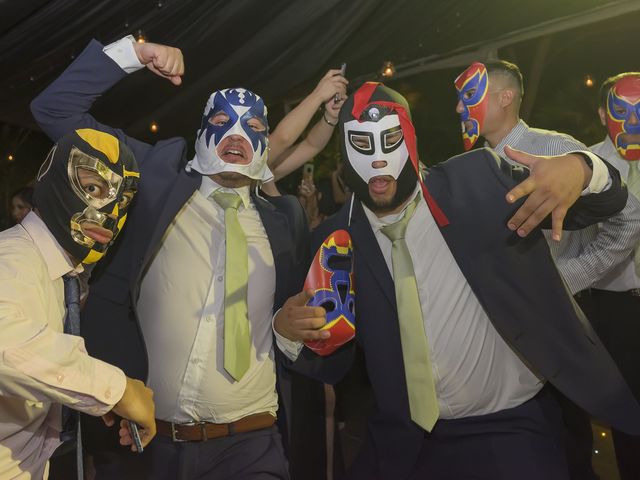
[30,40,309,444]
[292,149,640,479]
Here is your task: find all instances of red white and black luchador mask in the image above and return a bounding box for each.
[454,62,489,151]
[606,74,640,161]
[304,230,355,356]
[340,82,449,226]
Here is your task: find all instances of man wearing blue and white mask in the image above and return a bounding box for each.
[190,88,272,185]
[31,36,344,479]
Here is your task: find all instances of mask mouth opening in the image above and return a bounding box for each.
[71,208,117,249]
[619,133,640,144]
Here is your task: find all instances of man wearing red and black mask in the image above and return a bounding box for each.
[275,82,640,480]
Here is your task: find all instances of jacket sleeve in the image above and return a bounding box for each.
[30,38,152,162]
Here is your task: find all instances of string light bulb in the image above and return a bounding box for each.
[600,431,606,437]
[585,75,594,88]
[136,30,146,44]
[150,121,158,133]
[7,154,14,161]
[381,61,396,78]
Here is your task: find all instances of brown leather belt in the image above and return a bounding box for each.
[156,413,275,442]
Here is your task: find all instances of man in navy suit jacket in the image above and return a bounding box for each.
[31,37,324,480]
[274,83,640,480]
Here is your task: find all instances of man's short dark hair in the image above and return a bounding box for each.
[485,60,524,99]
[599,72,640,109]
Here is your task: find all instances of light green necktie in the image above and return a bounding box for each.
[212,190,251,381]
[381,195,439,431]
[627,162,640,276]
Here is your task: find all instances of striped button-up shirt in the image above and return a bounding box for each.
[590,137,640,291]
[490,120,640,294]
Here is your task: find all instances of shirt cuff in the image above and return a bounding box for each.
[103,35,145,73]
[271,309,303,361]
[569,150,610,195]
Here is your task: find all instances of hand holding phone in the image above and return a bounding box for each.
[303,163,314,179]
[128,421,144,453]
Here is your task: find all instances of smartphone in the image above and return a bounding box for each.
[303,163,314,178]
[128,421,144,453]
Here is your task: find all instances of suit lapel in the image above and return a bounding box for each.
[135,168,201,290]
[253,195,292,260]
[349,200,396,307]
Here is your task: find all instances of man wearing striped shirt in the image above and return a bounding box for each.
[588,72,640,480]
[454,60,640,480]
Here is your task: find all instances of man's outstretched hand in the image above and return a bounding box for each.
[504,145,592,241]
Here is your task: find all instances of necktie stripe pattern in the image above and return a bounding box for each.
[212,190,251,381]
[381,196,439,431]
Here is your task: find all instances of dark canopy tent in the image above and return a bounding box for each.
[0,0,638,221]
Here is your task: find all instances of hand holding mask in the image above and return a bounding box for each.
[303,230,356,356]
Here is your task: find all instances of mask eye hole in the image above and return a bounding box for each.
[320,300,336,313]
[209,112,229,127]
[613,104,628,117]
[381,126,404,153]
[463,87,477,101]
[77,167,111,200]
[247,116,266,132]
[348,131,374,155]
[118,191,135,211]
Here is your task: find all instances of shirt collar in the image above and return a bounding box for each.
[199,175,251,209]
[361,184,422,231]
[601,135,619,159]
[20,211,81,280]
[490,119,529,158]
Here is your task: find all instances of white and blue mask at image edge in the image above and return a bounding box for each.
[188,88,273,182]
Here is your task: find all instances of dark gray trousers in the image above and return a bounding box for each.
[94,425,290,480]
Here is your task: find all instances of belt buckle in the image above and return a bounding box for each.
[630,288,640,297]
[170,422,185,442]
[170,421,206,442]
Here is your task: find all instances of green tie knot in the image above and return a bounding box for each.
[381,195,419,242]
[212,190,243,211]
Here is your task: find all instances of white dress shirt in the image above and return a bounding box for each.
[137,178,278,423]
[361,190,543,419]
[0,212,126,480]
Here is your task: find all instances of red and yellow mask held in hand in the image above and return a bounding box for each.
[454,62,489,151]
[606,74,640,161]
[304,230,355,356]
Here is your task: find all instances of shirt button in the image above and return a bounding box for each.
[57,374,64,383]
[217,276,223,282]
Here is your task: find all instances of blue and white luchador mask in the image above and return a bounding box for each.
[189,88,273,181]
